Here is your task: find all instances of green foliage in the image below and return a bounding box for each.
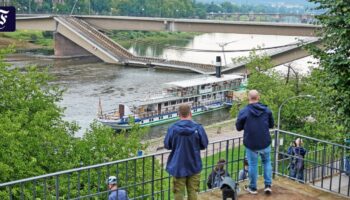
[307,0,350,140]
[230,50,342,141]
[0,30,53,47]
[0,48,157,199]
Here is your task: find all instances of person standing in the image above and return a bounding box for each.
[164,104,209,200]
[235,90,274,195]
[106,176,129,200]
[287,138,307,182]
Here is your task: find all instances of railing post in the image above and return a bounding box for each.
[151,156,155,200]
[273,129,278,178]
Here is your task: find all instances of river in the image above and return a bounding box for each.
[7,33,314,138]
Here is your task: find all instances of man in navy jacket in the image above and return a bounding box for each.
[164,104,208,200]
[236,90,274,195]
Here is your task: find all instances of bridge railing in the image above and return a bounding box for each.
[0,130,349,199]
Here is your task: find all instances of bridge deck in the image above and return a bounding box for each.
[33,16,320,74]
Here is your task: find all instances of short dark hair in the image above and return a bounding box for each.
[178,104,191,118]
[244,159,248,166]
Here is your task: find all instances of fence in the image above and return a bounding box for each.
[0,130,349,199]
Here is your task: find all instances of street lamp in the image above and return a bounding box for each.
[274,94,315,176]
[217,39,241,66]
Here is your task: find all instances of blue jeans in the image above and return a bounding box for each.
[246,145,272,190]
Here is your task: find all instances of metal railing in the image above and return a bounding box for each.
[274,130,350,197]
[0,130,349,199]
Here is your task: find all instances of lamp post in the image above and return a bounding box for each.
[274,94,315,176]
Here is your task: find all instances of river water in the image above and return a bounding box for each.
[8,33,314,138]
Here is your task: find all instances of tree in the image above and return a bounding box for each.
[0,48,78,182]
[0,47,156,199]
[307,0,350,140]
[230,50,341,141]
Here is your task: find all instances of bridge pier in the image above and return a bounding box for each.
[54,32,93,57]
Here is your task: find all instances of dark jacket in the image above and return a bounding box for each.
[236,102,274,150]
[207,169,227,189]
[287,146,307,169]
[164,120,209,177]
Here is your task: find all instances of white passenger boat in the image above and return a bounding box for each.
[97,71,246,130]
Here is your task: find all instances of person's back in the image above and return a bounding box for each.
[164,104,208,200]
[236,103,274,151]
[108,189,128,200]
[165,119,207,177]
[235,90,274,195]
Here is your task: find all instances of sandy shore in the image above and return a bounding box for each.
[144,118,243,153]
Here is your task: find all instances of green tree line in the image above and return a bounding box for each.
[9,0,309,18]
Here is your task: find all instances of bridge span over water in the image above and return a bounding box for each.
[16,15,321,74]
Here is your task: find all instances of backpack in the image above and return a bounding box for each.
[207,170,225,189]
[292,147,304,170]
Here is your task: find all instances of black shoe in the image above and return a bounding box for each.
[244,185,258,194]
[264,185,272,194]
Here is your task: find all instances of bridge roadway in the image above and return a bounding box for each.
[16,15,321,74]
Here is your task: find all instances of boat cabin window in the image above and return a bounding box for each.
[201,85,205,89]
[202,95,206,100]
[184,98,188,102]
[189,97,194,101]
[177,100,182,104]
[171,101,176,105]
[168,114,172,118]
[164,102,169,106]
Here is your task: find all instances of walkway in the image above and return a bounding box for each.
[199,177,348,200]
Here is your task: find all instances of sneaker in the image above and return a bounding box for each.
[264,185,272,194]
[244,185,258,194]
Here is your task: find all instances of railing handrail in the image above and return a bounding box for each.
[0,135,244,187]
[277,129,350,149]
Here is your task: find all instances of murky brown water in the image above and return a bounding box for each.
[7,33,314,137]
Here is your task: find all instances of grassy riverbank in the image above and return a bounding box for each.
[0,30,53,48]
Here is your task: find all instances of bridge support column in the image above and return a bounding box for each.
[54,32,93,57]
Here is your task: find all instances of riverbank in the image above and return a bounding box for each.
[144,118,241,153]
[0,30,199,52]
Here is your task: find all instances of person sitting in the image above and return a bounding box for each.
[287,138,307,182]
[107,176,129,200]
[207,159,229,189]
[238,159,249,181]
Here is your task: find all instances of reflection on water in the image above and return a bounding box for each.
[128,33,312,65]
[128,38,193,57]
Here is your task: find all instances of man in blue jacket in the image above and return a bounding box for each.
[236,90,274,195]
[164,104,209,200]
